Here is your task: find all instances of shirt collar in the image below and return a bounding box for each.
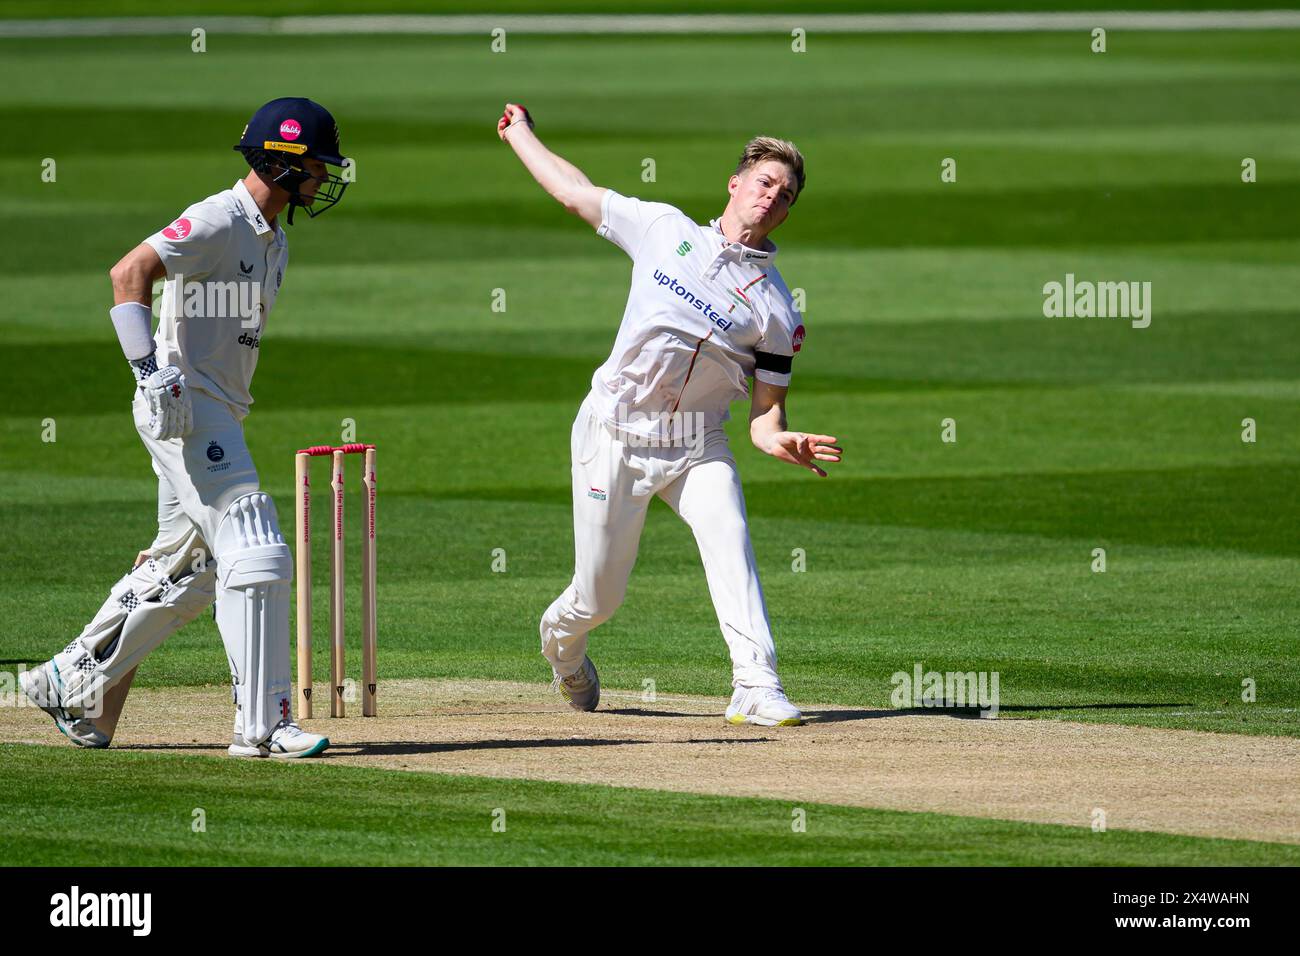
[233,180,275,237]
[708,216,777,263]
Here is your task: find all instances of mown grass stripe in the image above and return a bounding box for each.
[1,744,1296,866]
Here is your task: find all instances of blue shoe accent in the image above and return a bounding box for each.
[54,716,111,749]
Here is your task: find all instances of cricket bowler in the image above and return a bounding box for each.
[498,103,842,726]
[21,97,350,757]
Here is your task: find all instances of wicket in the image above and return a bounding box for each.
[294,443,377,718]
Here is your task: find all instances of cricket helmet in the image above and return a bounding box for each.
[235,97,348,224]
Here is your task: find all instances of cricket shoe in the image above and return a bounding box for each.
[229,718,329,759]
[19,661,111,749]
[552,656,600,712]
[725,686,803,727]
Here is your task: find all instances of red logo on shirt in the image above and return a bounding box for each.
[792,324,806,352]
[161,218,192,240]
[280,119,302,141]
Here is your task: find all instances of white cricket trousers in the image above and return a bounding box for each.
[540,393,784,691]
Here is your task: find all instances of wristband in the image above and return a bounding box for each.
[130,353,159,382]
[109,301,156,362]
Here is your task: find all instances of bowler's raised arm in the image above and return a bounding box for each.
[497,103,606,229]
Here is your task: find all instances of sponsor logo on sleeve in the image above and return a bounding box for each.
[161,218,192,240]
[792,324,805,352]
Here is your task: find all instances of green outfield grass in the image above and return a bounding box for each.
[1,743,1295,866]
[0,26,1297,864]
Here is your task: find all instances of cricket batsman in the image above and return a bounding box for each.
[21,97,350,757]
[498,104,842,726]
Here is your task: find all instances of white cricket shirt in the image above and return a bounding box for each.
[592,190,805,443]
[143,180,289,421]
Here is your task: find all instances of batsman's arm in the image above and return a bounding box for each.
[749,379,843,479]
[107,244,166,369]
[497,102,605,229]
[109,243,165,308]
[109,239,192,440]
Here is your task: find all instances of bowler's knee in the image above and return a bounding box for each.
[685,508,750,548]
[553,582,626,630]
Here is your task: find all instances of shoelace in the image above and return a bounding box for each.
[563,669,592,689]
[738,687,788,710]
[553,665,592,690]
[272,719,305,740]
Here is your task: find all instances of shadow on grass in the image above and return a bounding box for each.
[804,701,1192,723]
[334,737,772,757]
[601,708,715,718]
[111,737,773,756]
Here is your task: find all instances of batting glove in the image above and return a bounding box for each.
[135,358,193,440]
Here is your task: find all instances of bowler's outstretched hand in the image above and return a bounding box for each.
[766,431,842,478]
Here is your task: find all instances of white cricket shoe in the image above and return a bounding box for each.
[229,718,329,759]
[19,661,111,749]
[552,656,600,712]
[725,686,803,727]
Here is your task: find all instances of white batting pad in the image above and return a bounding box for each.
[213,493,293,744]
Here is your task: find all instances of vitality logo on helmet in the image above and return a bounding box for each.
[234,97,349,225]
